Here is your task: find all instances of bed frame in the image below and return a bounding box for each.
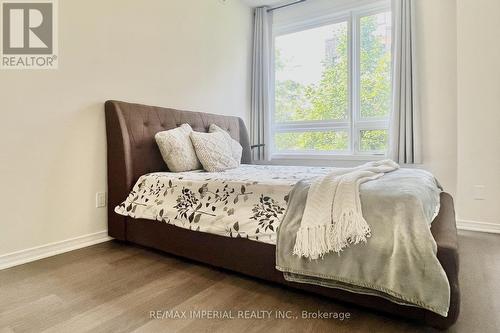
[105,100,460,329]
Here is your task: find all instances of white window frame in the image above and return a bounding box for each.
[269,0,391,162]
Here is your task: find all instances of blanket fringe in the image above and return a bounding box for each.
[293,210,371,260]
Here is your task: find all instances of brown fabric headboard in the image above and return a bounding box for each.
[105,100,252,239]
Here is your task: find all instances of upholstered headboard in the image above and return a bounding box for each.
[105,100,252,240]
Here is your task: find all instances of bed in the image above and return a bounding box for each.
[105,100,460,329]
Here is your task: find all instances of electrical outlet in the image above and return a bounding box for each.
[96,192,107,208]
[473,185,485,200]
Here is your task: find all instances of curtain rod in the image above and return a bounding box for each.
[267,0,307,12]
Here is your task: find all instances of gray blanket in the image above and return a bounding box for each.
[276,168,450,316]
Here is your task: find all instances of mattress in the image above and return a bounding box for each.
[115,165,332,244]
[115,164,440,245]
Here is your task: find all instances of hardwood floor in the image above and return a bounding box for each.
[0,230,499,333]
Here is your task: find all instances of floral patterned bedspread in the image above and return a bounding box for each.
[115,165,333,244]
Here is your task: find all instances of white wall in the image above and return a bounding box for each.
[415,0,457,197]
[457,0,500,226]
[0,0,252,256]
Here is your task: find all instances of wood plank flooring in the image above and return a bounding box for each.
[0,230,499,333]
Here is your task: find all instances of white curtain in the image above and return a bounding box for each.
[250,7,272,161]
[389,0,421,164]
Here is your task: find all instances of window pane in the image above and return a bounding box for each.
[359,129,388,152]
[275,131,349,152]
[360,12,392,119]
[275,22,348,122]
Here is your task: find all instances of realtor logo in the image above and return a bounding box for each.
[1,0,57,69]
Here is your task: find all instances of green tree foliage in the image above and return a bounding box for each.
[275,15,391,152]
[304,25,349,122]
[360,129,388,152]
[359,16,392,118]
[275,131,349,152]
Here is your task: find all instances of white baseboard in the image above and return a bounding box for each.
[457,219,500,234]
[1,219,497,271]
[0,231,112,270]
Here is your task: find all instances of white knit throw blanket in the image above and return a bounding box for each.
[293,160,399,260]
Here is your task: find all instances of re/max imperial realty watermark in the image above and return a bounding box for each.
[150,310,351,321]
[1,0,58,69]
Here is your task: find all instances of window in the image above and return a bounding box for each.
[272,4,392,159]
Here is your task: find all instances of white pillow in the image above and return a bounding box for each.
[190,131,239,172]
[155,124,202,172]
[209,124,242,165]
